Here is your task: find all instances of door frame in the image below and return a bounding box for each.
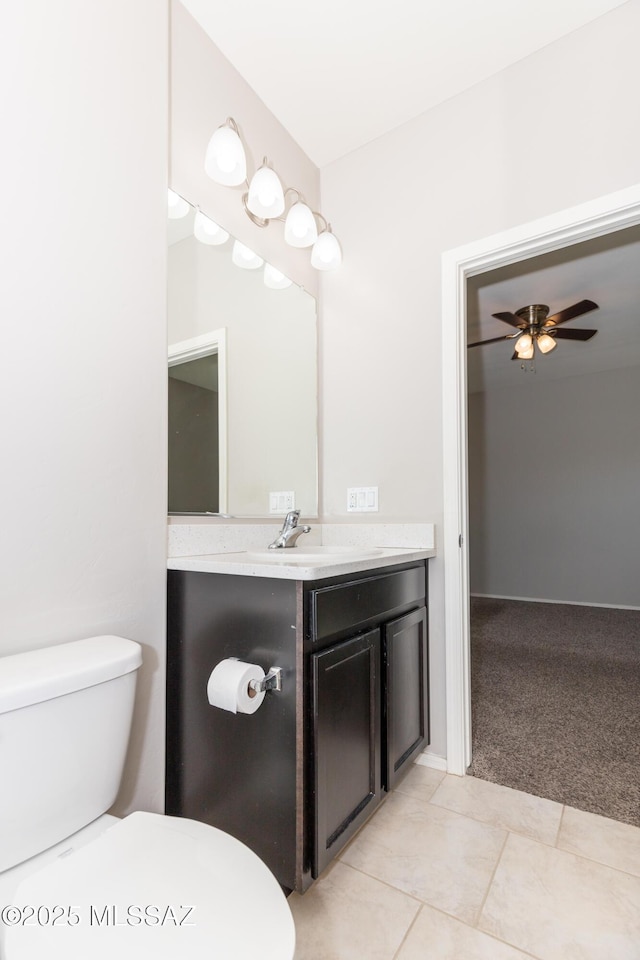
[168,328,228,514]
[441,184,640,776]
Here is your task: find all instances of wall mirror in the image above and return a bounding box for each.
[168,195,318,517]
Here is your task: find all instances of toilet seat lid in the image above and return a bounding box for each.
[5,812,295,960]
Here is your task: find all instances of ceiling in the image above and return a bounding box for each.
[178,1,638,394]
[467,225,640,393]
[180,0,626,167]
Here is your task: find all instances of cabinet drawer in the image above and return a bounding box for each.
[311,565,426,643]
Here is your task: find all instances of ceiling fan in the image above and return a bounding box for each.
[468,299,599,359]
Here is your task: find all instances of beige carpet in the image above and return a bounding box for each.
[469,597,640,827]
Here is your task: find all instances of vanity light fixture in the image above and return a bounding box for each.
[232,240,264,270]
[264,263,293,289]
[247,160,285,220]
[311,221,342,271]
[284,196,318,248]
[167,188,190,219]
[204,117,247,186]
[173,190,295,290]
[193,209,230,246]
[204,116,342,270]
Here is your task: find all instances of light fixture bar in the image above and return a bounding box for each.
[204,117,341,270]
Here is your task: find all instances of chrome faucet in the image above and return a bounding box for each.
[268,510,311,549]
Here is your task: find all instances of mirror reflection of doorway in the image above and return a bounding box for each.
[168,352,219,513]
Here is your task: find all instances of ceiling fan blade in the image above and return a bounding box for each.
[551,327,598,341]
[467,335,514,348]
[492,311,527,329]
[543,299,598,328]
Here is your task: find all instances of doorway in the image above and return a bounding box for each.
[441,183,640,778]
[168,328,228,515]
[464,229,640,823]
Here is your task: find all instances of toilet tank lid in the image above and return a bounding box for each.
[0,636,142,715]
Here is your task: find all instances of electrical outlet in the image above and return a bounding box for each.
[347,486,378,512]
[269,491,295,513]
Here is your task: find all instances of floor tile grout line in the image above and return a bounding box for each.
[390,904,423,960]
[554,803,567,847]
[336,860,428,906]
[551,838,640,881]
[337,860,545,960]
[420,772,640,859]
[339,794,640,890]
[395,897,545,960]
[426,795,563,849]
[491,821,640,883]
[395,785,441,804]
[472,827,510,929]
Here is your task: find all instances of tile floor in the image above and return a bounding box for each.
[288,765,640,960]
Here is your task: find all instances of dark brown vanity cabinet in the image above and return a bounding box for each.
[166,560,429,893]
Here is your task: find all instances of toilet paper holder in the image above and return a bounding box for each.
[249,666,282,695]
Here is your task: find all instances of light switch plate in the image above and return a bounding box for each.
[270,491,295,513]
[347,486,379,512]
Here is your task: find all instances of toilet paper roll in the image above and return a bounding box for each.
[206,658,266,715]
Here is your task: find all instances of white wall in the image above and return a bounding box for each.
[170,0,320,296]
[0,1,169,814]
[319,2,640,758]
[468,366,640,607]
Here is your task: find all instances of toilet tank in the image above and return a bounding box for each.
[0,636,142,872]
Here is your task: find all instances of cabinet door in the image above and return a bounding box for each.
[383,607,428,790]
[311,628,382,877]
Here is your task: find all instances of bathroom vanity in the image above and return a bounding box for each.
[166,547,431,893]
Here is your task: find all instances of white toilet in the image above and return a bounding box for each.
[0,636,296,960]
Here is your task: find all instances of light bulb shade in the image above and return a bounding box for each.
[515,333,533,355]
[517,344,535,360]
[167,188,190,219]
[232,240,264,270]
[311,230,342,270]
[204,122,247,186]
[264,263,293,289]
[536,332,558,354]
[247,164,285,219]
[284,202,318,248]
[193,210,229,246]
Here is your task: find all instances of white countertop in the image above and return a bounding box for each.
[167,546,435,581]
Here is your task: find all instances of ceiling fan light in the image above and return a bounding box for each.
[204,121,247,186]
[284,201,318,248]
[167,188,190,219]
[517,344,535,360]
[264,263,293,289]
[193,210,229,246]
[537,332,558,354]
[515,333,532,355]
[232,240,264,270]
[247,163,285,219]
[311,229,342,271]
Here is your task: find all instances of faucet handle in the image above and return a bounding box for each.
[283,509,300,528]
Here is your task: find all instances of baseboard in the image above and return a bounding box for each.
[414,751,448,772]
[470,593,640,612]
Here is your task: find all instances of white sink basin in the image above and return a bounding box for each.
[245,546,384,564]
